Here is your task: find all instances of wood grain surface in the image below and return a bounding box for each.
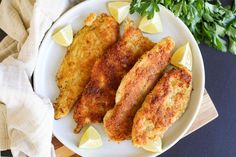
[52,90,218,157]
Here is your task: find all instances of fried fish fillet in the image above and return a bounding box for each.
[103,37,175,141]
[73,20,155,133]
[132,68,192,147]
[54,13,119,119]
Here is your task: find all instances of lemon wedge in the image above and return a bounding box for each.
[171,42,192,71]
[142,138,162,153]
[139,12,163,34]
[52,25,73,47]
[78,126,103,149]
[108,1,130,23]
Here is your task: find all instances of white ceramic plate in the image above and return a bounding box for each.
[34,0,205,156]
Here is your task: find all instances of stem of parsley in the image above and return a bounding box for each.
[130,0,236,54]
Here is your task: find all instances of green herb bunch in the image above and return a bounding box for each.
[130,0,236,54]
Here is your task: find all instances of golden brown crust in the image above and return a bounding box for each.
[73,20,155,133]
[54,14,119,119]
[84,13,97,26]
[103,37,175,141]
[132,68,192,147]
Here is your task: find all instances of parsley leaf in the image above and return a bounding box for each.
[130,0,236,54]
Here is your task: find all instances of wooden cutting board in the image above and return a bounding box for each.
[52,90,218,157]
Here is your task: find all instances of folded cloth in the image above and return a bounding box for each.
[0,0,78,156]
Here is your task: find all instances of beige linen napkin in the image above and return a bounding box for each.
[0,0,78,156]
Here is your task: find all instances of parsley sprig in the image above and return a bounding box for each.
[130,0,236,54]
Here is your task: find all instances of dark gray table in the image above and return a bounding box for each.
[1,0,236,156]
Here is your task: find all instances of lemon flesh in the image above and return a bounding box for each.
[52,25,73,47]
[142,138,162,153]
[78,126,103,149]
[108,2,130,23]
[139,12,163,34]
[171,42,192,71]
